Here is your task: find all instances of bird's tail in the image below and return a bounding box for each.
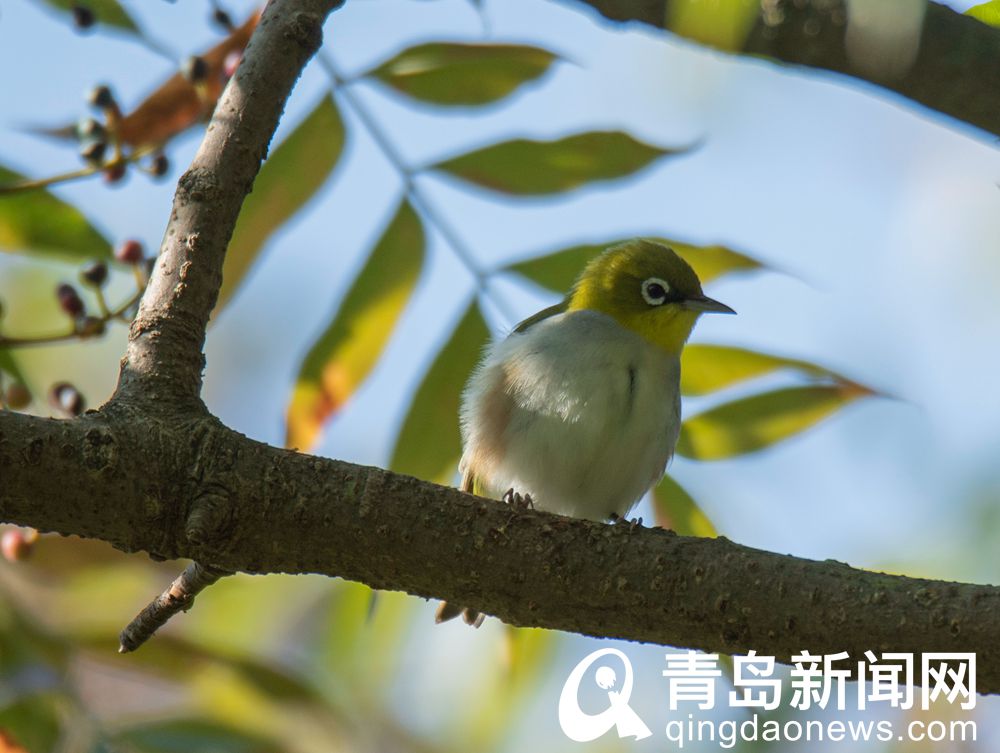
[434,469,485,628]
[435,602,485,628]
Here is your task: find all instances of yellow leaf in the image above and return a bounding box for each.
[651,474,717,537]
[666,0,759,52]
[286,200,424,451]
[677,385,867,460]
[219,96,346,310]
[681,344,864,396]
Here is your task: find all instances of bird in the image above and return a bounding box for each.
[436,239,735,627]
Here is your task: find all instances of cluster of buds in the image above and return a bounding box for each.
[74,86,171,184]
[50,382,86,416]
[56,281,103,338]
[78,85,130,184]
[54,239,148,334]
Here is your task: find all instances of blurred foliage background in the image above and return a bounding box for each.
[1,0,999,750]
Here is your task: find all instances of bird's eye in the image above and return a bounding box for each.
[641,277,670,306]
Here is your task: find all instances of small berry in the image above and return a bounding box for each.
[76,117,106,141]
[50,382,85,416]
[223,51,241,80]
[181,56,209,84]
[212,7,234,29]
[1,530,32,562]
[72,4,96,29]
[56,283,85,317]
[79,140,107,166]
[88,84,116,110]
[150,153,169,177]
[3,383,31,410]
[80,261,108,287]
[115,239,144,264]
[103,162,126,184]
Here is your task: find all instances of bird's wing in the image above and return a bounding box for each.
[511,300,568,334]
[460,468,476,494]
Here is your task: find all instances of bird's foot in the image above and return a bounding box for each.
[609,512,643,531]
[502,488,534,512]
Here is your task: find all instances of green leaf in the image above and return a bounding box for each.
[651,474,717,537]
[507,238,762,293]
[0,167,111,261]
[681,344,864,397]
[967,0,1000,28]
[676,385,867,460]
[0,600,69,672]
[390,301,489,483]
[318,581,377,675]
[666,0,759,52]
[370,42,555,106]
[77,632,322,706]
[463,626,556,748]
[433,132,680,195]
[33,0,141,33]
[0,347,27,385]
[286,200,424,450]
[0,696,62,753]
[316,582,413,694]
[117,719,281,753]
[218,96,346,309]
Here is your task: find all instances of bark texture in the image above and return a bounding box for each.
[2,409,1000,692]
[1,0,999,699]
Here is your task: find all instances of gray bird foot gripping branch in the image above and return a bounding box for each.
[502,488,534,512]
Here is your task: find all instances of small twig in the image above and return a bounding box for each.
[0,285,145,349]
[118,561,229,653]
[0,147,158,196]
[0,165,102,195]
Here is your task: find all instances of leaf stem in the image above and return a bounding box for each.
[0,284,145,349]
[317,52,520,328]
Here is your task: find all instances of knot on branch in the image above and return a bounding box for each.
[176,168,221,205]
[185,487,233,547]
[82,426,118,473]
[285,11,325,53]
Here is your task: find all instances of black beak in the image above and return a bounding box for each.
[682,294,736,315]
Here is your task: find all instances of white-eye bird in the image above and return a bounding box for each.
[436,239,734,626]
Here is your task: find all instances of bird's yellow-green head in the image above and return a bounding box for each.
[568,239,735,354]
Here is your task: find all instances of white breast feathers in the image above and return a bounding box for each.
[459,309,681,521]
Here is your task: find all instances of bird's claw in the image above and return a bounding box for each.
[502,488,534,512]
[609,512,643,531]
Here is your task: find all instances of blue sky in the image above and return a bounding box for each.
[1,0,998,749]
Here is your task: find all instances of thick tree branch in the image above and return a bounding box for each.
[571,0,1000,137]
[1,408,999,691]
[114,0,338,407]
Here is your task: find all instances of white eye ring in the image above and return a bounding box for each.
[641,277,671,306]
